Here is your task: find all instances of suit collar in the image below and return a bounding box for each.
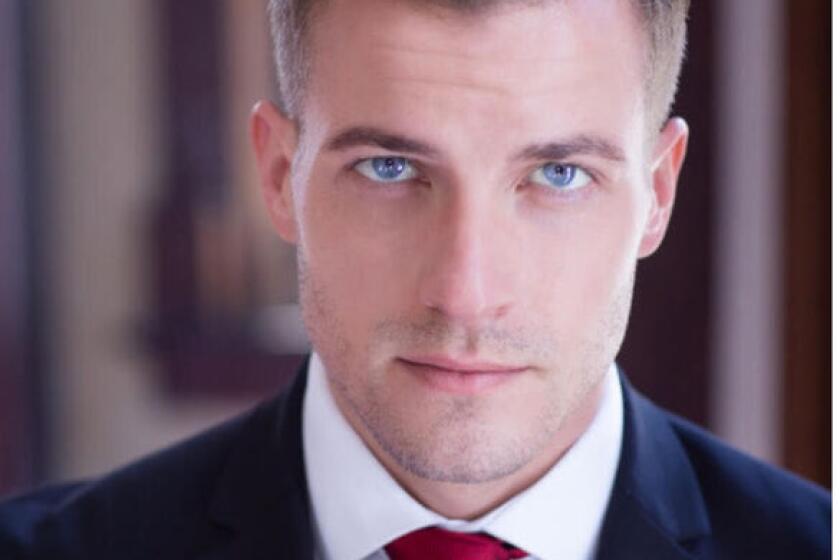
[596,373,711,559]
[207,357,315,560]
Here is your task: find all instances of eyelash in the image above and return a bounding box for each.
[347,157,601,192]
[531,162,601,198]
[347,156,427,183]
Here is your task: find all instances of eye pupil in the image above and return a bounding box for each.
[372,157,407,180]
[543,162,576,187]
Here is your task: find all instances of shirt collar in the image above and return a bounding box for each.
[303,353,623,560]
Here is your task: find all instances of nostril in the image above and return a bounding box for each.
[419,269,514,324]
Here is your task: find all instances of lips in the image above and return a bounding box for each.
[397,355,528,394]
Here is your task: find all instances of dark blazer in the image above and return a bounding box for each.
[0,361,830,559]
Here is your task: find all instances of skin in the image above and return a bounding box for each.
[251,0,688,519]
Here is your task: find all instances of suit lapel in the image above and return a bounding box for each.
[205,359,315,560]
[596,374,711,560]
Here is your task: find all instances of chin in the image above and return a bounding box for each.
[387,437,533,484]
[363,404,544,484]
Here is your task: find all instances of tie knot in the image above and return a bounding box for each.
[385,527,528,560]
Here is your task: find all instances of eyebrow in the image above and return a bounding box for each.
[324,125,626,164]
[324,126,441,157]
[515,136,627,163]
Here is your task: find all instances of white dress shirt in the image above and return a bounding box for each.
[303,353,624,560]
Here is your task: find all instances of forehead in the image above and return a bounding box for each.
[303,0,647,156]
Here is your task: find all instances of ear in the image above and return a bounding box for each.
[637,117,689,258]
[250,100,299,244]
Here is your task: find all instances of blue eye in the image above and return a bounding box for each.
[354,157,419,183]
[529,163,592,191]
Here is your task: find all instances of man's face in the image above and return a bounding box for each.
[255,0,686,484]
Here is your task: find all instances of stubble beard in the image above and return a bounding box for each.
[297,250,635,485]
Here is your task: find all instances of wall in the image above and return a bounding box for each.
[37,0,255,480]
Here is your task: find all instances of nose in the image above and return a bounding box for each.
[417,190,517,324]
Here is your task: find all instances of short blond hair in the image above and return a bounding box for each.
[268,0,689,132]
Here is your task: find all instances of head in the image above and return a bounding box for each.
[252,0,689,485]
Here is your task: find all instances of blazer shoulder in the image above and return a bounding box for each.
[664,410,830,558]
[0,391,289,560]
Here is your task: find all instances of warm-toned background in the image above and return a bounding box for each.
[0,0,829,496]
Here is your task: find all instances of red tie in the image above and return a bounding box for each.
[385,527,528,560]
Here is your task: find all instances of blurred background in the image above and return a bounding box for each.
[0,0,829,496]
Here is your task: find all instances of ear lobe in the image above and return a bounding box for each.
[637,117,689,258]
[250,100,299,244]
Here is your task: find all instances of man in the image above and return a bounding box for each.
[0,0,830,558]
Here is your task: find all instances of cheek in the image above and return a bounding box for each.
[524,189,644,327]
[298,173,426,324]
